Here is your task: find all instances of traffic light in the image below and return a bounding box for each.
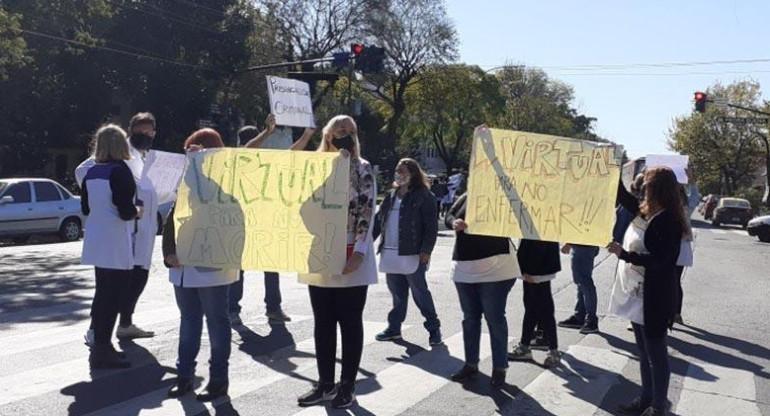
[694,91,708,113]
[351,44,387,74]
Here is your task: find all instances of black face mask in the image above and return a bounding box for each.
[331,135,355,152]
[129,133,154,151]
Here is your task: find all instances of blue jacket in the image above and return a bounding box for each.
[373,187,438,256]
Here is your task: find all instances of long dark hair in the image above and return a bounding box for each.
[640,167,691,236]
[395,158,430,191]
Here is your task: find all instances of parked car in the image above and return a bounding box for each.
[712,197,753,228]
[747,215,770,242]
[702,194,721,219]
[0,178,85,243]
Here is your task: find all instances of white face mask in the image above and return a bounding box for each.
[395,173,410,186]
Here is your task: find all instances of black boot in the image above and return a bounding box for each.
[490,369,506,387]
[196,380,229,402]
[168,377,194,398]
[89,345,130,369]
[450,365,479,382]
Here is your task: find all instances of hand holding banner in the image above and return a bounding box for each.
[466,128,622,246]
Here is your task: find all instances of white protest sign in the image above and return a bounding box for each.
[645,154,689,184]
[266,76,315,128]
[141,150,187,203]
[621,159,637,191]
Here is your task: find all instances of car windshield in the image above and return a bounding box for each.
[722,199,750,208]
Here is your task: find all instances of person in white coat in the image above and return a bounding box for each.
[163,129,238,402]
[80,124,142,369]
[292,115,377,409]
[77,112,172,345]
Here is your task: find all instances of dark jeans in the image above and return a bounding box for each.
[571,245,600,322]
[632,323,670,409]
[455,279,515,369]
[521,281,558,350]
[91,267,133,345]
[385,263,440,333]
[675,266,684,315]
[119,266,149,327]
[174,284,231,382]
[229,270,282,314]
[308,285,368,383]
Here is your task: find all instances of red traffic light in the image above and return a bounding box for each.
[351,44,364,55]
[694,91,707,101]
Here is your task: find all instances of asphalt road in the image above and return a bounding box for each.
[0,215,768,416]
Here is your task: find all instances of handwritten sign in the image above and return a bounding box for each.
[466,128,622,246]
[266,76,315,128]
[174,148,349,274]
[141,150,187,204]
[645,154,689,184]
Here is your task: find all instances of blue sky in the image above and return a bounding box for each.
[444,0,770,158]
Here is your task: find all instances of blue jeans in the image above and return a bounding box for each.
[571,245,600,322]
[454,279,515,370]
[632,323,670,409]
[386,263,440,333]
[229,271,282,314]
[174,284,231,382]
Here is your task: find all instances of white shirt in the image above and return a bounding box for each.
[169,266,239,288]
[378,195,420,275]
[450,241,521,284]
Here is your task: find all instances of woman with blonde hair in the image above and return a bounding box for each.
[609,166,689,416]
[80,124,141,369]
[293,115,377,409]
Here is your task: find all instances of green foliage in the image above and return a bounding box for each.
[0,9,28,80]
[668,80,765,196]
[735,186,768,216]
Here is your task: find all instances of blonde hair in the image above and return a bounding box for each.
[318,115,361,159]
[93,124,130,163]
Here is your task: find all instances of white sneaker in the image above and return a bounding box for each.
[84,329,94,347]
[116,324,155,339]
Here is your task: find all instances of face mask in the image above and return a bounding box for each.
[331,135,355,152]
[129,133,154,151]
[395,173,410,186]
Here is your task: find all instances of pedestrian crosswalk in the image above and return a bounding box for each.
[0,307,763,416]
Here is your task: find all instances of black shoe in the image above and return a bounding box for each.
[297,382,337,406]
[331,381,356,409]
[450,365,479,382]
[490,369,506,388]
[168,377,194,398]
[196,380,229,402]
[89,345,131,369]
[579,320,600,334]
[640,406,667,416]
[558,315,584,329]
[618,397,651,415]
[428,330,443,346]
[530,335,549,351]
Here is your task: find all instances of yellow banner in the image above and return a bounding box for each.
[174,148,350,274]
[466,128,622,246]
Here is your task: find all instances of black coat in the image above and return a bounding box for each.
[617,181,682,338]
[517,239,561,276]
[445,194,510,261]
[373,187,438,256]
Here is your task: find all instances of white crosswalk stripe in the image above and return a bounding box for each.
[675,363,762,416]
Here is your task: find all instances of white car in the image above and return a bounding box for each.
[747,215,770,243]
[0,178,85,243]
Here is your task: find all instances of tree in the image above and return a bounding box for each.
[402,64,502,173]
[0,9,27,80]
[362,0,458,165]
[494,65,599,139]
[668,80,765,196]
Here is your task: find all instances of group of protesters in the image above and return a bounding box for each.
[77,111,695,415]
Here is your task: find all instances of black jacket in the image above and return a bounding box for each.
[445,194,510,261]
[373,187,438,255]
[617,181,682,338]
[517,239,561,276]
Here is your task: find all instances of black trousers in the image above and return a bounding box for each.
[91,267,133,345]
[521,281,558,349]
[308,285,368,384]
[675,266,684,315]
[119,266,149,327]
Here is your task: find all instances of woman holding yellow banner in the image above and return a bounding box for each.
[294,115,377,410]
